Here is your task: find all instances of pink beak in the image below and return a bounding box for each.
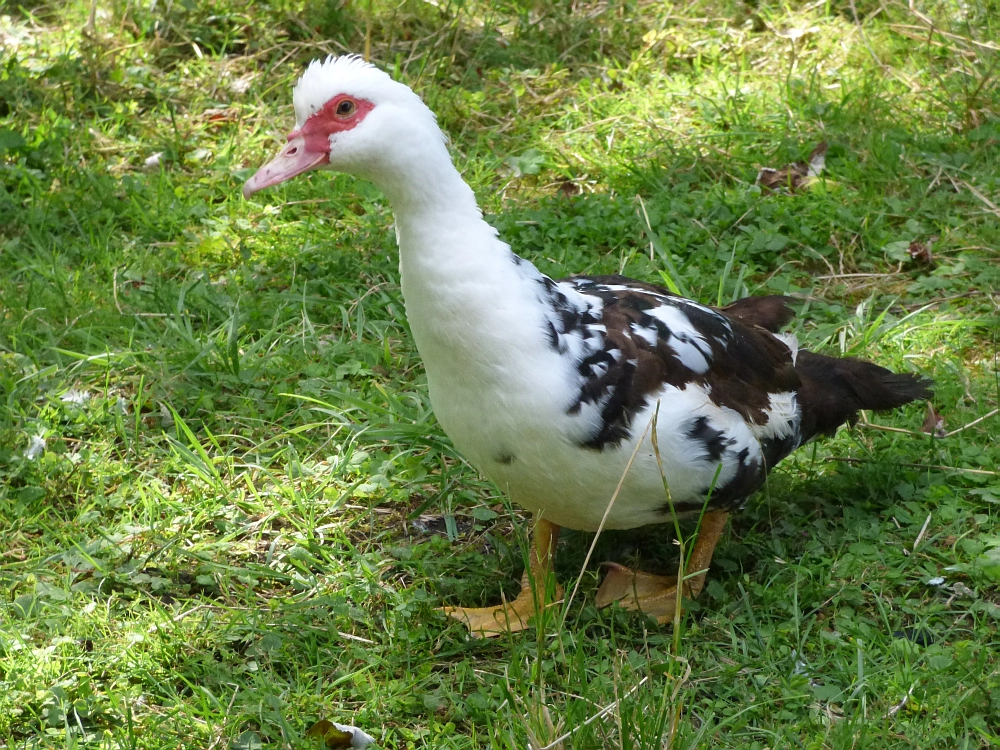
[243,136,328,198]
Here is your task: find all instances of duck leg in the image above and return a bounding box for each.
[442,517,563,638]
[595,510,728,624]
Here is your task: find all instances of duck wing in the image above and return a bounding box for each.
[541,275,930,509]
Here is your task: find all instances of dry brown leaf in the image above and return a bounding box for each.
[907,239,934,264]
[921,403,946,437]
[756,142,828,193]
[202,107,240,124]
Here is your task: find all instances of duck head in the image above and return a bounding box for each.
[243,55,447,201]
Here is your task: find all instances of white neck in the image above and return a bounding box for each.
[378,135,481,221]
[344,108,603,484]
[363,129,555,416]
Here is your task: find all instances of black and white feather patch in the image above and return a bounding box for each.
[546,275,800,454]
[513,261,931,511]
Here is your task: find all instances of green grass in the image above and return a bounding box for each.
[2,0,1000,747]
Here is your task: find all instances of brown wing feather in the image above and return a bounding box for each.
[567,276,800,449]
[722,295,797,332]
[558,275,930,510]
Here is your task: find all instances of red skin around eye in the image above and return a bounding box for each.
[241,94,376,198]
[287,94,375,156]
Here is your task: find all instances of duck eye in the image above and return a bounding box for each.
[336,99,356,117]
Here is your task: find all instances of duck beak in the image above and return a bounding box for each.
[243,135,328,198]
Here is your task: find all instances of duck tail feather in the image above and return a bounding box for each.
[795,350,933,439]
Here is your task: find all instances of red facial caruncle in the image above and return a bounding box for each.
[289,94,376,152]
[243,94,375,198]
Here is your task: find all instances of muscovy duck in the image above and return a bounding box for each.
[244,56,932,637]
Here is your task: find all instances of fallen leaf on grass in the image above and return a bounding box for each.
[558,180,581,196]
[921,404,946,437]
[884,237,936,266]
[202,107,240,125]
[951,582,975,598]
[908,239,934,265]
[306,720,375,749]
[756,142,828,193]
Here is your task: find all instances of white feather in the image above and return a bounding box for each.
[646,304,713,373]
[774,332,799,365]
[749,391,800,442]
